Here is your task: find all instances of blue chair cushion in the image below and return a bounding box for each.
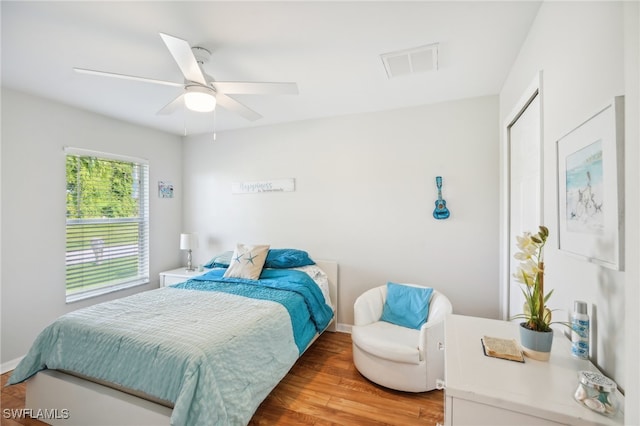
[380,282,433,330]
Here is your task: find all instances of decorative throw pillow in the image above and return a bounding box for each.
[265,248,315,269]
[380,282,434,330]
[223,244,270,280]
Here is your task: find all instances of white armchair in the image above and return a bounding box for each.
[351,284,453,392]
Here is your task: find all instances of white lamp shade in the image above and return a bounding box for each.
[184,86,216,112]
[180,233,198,250]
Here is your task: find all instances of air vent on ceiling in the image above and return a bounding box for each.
[381,43,439,79]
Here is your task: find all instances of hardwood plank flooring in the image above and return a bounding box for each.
[1,332,444,425]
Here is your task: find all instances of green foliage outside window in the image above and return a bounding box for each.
[66,156,139,219]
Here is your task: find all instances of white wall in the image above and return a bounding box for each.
[0,88,183,368]
[499,1,637,400]
[182,95,500,327]
[623,1,640,422]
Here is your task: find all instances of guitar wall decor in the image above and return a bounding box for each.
[433,176,450,220]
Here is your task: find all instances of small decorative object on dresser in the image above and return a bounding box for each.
[481,335,524,363]
[519,324,553,361]
[574,370,619,416]
[511,225,559,361]
[571,300,590,359]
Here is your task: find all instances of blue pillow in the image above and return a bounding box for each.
[380,282,434,330]
[204,248,315,269]
[265,249,315,268]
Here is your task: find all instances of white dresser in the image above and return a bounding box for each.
[444,314,624,426]
[158,267,209,287]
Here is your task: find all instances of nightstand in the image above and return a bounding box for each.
[159,267,208,287]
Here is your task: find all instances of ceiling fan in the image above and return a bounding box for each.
[74,32,298,122]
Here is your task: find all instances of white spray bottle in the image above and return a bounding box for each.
[570,300,589,359]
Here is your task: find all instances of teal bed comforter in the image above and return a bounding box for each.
[8,269,333,426]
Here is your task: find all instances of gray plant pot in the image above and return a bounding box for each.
[519,322,554,361]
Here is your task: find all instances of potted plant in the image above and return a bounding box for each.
[512,225,555,361]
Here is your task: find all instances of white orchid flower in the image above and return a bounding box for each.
[512,226,553,332]
[515,232,533,249]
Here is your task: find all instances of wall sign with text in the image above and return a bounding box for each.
[232,178,295,194]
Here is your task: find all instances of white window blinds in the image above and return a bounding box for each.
[65,148,149,302]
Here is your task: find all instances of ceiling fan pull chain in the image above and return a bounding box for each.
[183,107,187,137]
[213,108,217,141]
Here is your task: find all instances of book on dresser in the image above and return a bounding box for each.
[481,335,525,363]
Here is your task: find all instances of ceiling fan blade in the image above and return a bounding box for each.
[157,93,185,115]
[159,32,207,86]
[212,82,299,95]
[216,93,262,121]
[74,68,183,88]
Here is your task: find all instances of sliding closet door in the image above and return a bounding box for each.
[507,92,542,319]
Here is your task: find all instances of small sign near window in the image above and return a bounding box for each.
[158,181,174,198]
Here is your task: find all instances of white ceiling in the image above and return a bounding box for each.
[1,1,542,136]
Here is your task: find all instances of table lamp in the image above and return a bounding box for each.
[180,233,198,271]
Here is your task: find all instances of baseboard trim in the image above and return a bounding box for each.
[336,323,352,333]
[1,356,23,374]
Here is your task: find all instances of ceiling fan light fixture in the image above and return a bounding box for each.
[184,85,216,112]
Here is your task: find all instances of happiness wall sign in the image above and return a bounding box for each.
[232,178,295,194]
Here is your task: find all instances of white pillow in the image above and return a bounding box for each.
[292,264,333,309]
[223,243,270,280]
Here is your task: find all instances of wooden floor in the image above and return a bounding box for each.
[1,332,444,425]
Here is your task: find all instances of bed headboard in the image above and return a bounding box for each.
[315,259,338,332]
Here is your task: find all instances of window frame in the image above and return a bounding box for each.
[64,147,150,303]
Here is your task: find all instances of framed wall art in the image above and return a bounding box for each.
[158,181,174,198]
[556,96,624,270]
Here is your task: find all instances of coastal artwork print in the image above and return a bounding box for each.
[556,96,624,270]
[158,181,174,198]
[565,140,604,235]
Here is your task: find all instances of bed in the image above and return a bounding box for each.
[8,253,338,426]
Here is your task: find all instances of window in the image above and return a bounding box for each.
[65,148,149,302]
